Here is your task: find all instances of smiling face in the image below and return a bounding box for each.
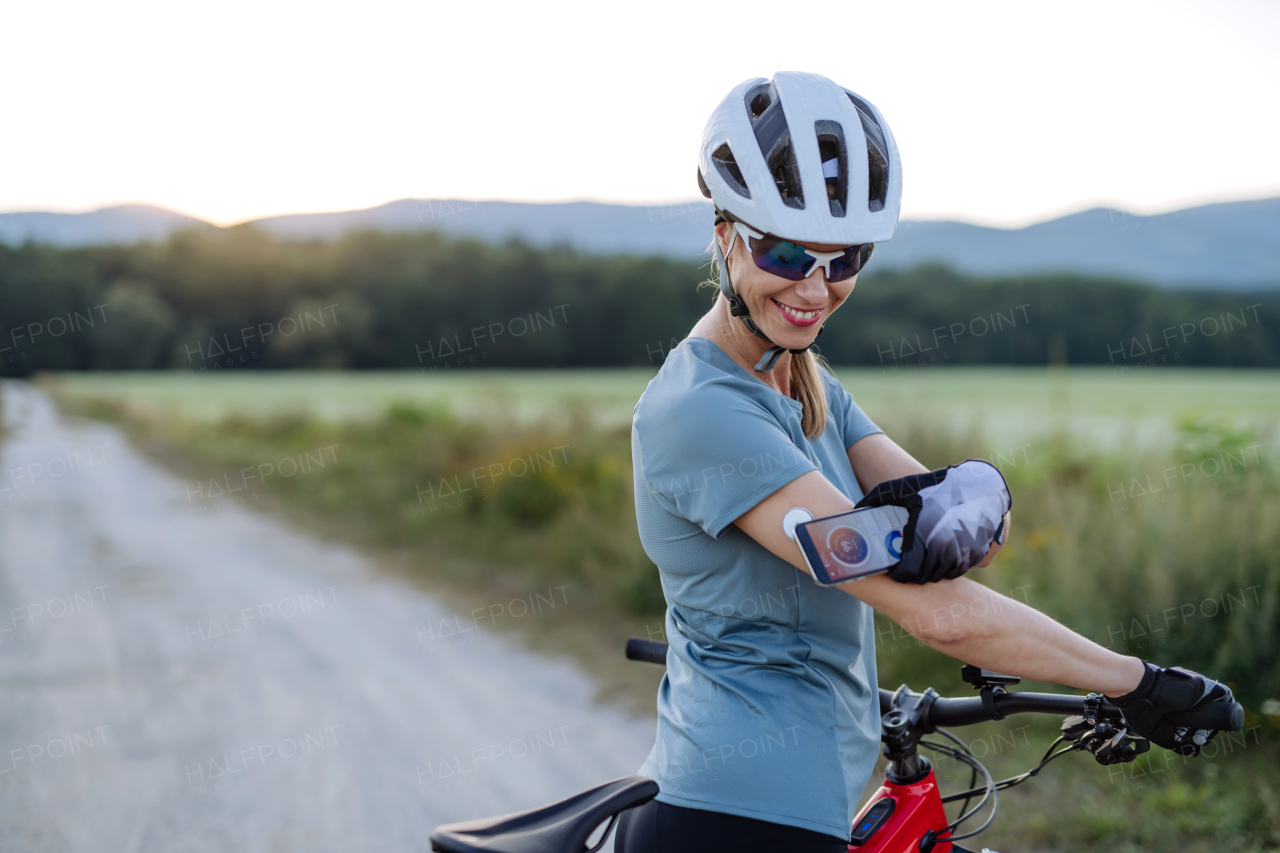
[715,220,858,351]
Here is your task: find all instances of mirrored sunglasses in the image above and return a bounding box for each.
[732,222,872,283]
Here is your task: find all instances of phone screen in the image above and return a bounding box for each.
[794,505,910,586]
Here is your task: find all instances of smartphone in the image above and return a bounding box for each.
[794,505,910,586]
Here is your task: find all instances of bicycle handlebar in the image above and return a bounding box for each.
[879,685,1123,726]
[887,683,1241,732]
[933,692,1120,725]
[625,638,669,666]
[631,638,1241,732]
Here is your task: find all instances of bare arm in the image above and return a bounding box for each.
[733,434,1144,696]
[846,432,929,492]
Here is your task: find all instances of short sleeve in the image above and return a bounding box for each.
[634,379,816,539]
[834,379,883,450]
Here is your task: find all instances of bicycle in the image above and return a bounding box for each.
[430,637,1244,853]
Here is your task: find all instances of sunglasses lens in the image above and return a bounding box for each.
[748,235,812,281]
[826,246,865,283]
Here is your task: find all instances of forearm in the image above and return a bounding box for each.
[735,439,1141,694]
[853,576,1145,695]
[847,432,928,493]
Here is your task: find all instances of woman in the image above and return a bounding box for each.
[620,72,1235,852]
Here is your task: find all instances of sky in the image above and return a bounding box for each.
[2,0,1278,228]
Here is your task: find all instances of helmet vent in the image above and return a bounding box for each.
[846,92,891,212]
[766,135,804,210]
[814,120,849,218]
[711,144,751,199]
[865,138,888,212]
[745,82,804,210]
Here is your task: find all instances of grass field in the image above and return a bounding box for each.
[30,366,1280,851]
[45,366,1280,451]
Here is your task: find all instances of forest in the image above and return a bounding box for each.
[1,225,1276,376]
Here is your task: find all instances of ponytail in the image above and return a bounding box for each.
[790,349,829,439]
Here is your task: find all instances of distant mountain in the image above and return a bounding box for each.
[882,198,1280,291]
[0,204,210,247]
[251,198,718,259]
[3,196,1277,290]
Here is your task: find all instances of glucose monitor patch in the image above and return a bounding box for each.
[782,507,814,541]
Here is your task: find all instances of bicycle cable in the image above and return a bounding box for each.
[938,735,1076,804]
[921,735,1081,853]
[933,727,979,819]
[918,741,998,845]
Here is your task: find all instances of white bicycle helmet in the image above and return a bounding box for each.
[696,72,904,371]
[697,71,903,244]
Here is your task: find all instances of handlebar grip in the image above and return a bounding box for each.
[626,638,669,665]
[1165,700,1246,732]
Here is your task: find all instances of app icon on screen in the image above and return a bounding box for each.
[885,530,903,559]
[828,527,870,566]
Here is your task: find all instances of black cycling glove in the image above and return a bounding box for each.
[854,459,1011,585]
[1107,662,1243,756]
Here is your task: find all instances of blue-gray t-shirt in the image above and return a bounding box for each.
[631,337,884,839]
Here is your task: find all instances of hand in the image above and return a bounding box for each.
[856,460,1012,584]
[1107,662,1244,756]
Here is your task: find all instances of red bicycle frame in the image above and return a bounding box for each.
[848,769,951,853]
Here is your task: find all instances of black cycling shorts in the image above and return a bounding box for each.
[616,798,848,853]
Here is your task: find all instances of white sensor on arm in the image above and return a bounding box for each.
[782,507,814,542]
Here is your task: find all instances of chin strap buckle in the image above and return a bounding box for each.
[753,346,787,373]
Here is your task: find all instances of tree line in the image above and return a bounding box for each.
[1,225,1276,377]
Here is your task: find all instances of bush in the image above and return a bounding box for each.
[497,472,567,526]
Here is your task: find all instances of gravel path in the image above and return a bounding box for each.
[0,380,655,852]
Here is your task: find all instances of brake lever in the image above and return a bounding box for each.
[1061,694,1150,766]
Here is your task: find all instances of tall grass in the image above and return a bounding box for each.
[873,415,1280,708]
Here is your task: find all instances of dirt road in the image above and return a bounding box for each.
[0,381,655,851]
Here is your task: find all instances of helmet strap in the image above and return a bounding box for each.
[714,225,824,373]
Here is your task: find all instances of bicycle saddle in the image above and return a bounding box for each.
[430,776,659,853]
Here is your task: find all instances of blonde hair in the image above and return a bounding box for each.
[790,349,830,439]
[709,235,831,439]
